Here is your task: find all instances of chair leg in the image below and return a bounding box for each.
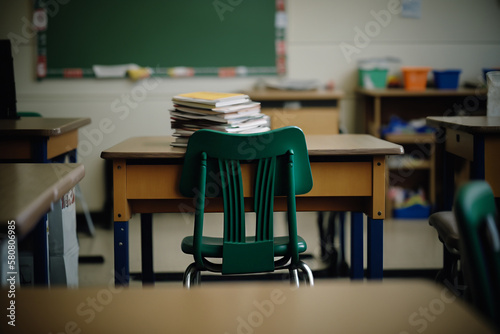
[289,268,299,288]
[183,263,199,289]
[194,270,201,285]
[298,261,315,287]
[436,246,460,291]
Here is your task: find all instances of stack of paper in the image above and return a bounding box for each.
[169,92,270,147]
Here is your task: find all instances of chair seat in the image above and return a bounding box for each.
[181,235,308,258]
[429,211,460,254]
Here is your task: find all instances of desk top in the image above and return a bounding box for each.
[427,116,500,134]
[356,87,487,97]
[243,89,345,101]
[101,134,403,160]
[1,280,494,333]
[0,163,85,236]
[0,117,91,136]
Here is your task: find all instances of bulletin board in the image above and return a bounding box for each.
[34,0,286,79]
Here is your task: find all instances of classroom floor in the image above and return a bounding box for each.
[77,212,443,287]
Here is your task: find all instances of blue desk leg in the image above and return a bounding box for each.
[33,137,49,163]
[141,213,155,284]
[443,151,455,211]
[33,214,49,285]
[350,212,364,279]
[67,149,77,163]
[367,218,383,279]
[472,135,485,180]
[114,221,129,286]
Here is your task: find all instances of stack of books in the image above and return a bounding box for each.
[169,92,270,147]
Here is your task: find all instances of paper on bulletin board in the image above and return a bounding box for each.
[401,0,421,19]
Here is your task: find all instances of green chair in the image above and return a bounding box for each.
[180,126,314,288]
[17,111,42,117]
[453,181,500,325]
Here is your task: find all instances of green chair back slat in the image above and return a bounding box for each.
[286,151,300,264]
[220,159,245,243]
[255,156,276,242]
[454,181,500,324]
[192,152,208,266]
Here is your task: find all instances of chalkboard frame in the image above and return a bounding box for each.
[34,0,286,79]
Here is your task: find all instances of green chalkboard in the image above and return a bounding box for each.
[35,0,286,79]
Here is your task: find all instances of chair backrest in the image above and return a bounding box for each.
[453,181,500,323]
[180,126,313,274]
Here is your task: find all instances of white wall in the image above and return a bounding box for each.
[1,0,500,212]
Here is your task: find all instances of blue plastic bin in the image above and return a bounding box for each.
[393,204,431,219]
[433,70,461,89]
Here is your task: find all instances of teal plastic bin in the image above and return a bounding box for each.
[358,69,388,88]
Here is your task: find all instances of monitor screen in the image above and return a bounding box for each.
[0,39,18,119]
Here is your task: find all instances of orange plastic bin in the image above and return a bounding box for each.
[401,67,431,91]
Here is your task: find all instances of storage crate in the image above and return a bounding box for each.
[393,204,431,219]
[401,67,431,91]
[433,70,461,89]
[358,69,388,88]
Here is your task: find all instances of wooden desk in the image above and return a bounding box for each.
[101,135,403,284]
[0,116,95,235]
[244,89,344,135]
[426,116,500,210]
[1,280,495,333]
[0,163,85,284]
[0,117,91,162]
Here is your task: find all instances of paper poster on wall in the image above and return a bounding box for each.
[401,0,422,19]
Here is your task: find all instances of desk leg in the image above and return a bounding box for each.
[443,151,455,211]
[32,137,49,163]
[367,218,383,279]
[472,135,485,180]
[350,212,364,279]
[114,221,129,286]
[141,213,155,285]
[33,215,49,285]
[67,149,77,163]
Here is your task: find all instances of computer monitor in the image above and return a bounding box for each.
[0,39,18,119]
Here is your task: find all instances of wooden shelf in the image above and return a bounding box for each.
[243,89,344,101]
[243,89,343,135]
[355,87,487,98]
[354,88,480,208]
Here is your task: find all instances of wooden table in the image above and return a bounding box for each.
[426,116,500,210]
[101,135,403,284]
[243,89,344,135]
[0,117,91,162]
[1,280,495,333]
[0,163,85,284]
[0,116,95,236]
